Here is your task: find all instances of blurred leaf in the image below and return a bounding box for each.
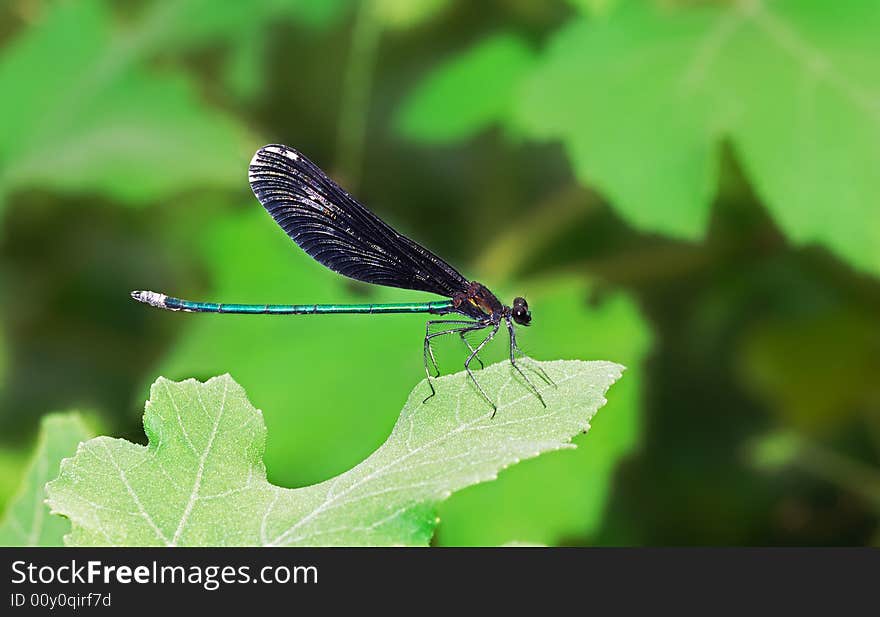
[748,429,880,511]
[168,0,352,42]
[270,0,353,28]
[748,430,803,470]
[566,0,620,17]
[149,206,650,545]
[0,0,253,205]
[372,0,451,30]
[396,33,536,143]
[0,413,93,546]
[159,0,353,100]
[0,449,28,515]
[738,309,880,432]
[48,365,621,546]
[517,0,880,275]
[436,277,651,546]
[222,24,265,101]
[400,0,880,277]
[0,327,5,384]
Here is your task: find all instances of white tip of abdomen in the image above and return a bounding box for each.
[131,290,167,308]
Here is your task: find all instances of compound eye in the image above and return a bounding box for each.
[512,305,531,325]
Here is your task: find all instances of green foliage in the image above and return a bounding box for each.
[0,0,254,206]
[159,0,353,100]
[516,4,718,238]
[398,0,880,277]
[372,0,451,30]
[0,0,872,547]
[0,413,93,546]
[567,0,620,17]
[0,450,28,515]
[749,430,880,512]
[166,0,351,43]
[150,208,649,544]
[396,33,536,143]
[0,327,5,385]
[749,430,802,470]
[47,365,622,546]
[738,309,880,432]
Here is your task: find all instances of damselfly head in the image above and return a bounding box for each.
[512,296,531,326]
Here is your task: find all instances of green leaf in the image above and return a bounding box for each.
[0,0,253,205]
[516,3,718,238]
[396,33,536,143]
[516,0,880,275]
[399,1,880,277]
[0,413,94,547]
[47,365,622,546]
[436,278,650,545]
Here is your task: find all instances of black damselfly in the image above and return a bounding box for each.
[132,145,551,414]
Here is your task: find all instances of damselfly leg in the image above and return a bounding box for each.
[506,317,549,408]
[421,317,550,413]
[459,331,485,369]
[423,320,483,377]
[466,322,501,415]
[423,320,488,403]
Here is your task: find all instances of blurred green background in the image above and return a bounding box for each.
[0,0,878,546]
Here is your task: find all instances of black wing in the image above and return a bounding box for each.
[247,144,470,298]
